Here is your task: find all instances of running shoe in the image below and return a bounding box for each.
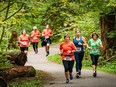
[35,49,38,54]
[70,74,73,80]
[46,51,49,56]
[93,71,97,77]
[79,71,81,75]
[66,79,69,84]
[76,72,79,78]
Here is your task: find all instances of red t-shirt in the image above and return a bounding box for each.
[19,34,30,47]
[42,29,53,38]
[31,30,41,42]
[60,41,76,60]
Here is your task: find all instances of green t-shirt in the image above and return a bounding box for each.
[88,39,102,55]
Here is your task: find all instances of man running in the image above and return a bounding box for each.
[42,24,53,56]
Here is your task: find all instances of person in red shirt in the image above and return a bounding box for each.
[60,34,76,84]
[42,24,53,56]
[18,30,30,55]
[31,26,41,54]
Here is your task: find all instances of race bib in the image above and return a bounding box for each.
[64,56,72,61]
[92,48,98,52]
[34,36,38,40]
[78,42,82,45]
[45,36,49,38]
[76,47,81,51]
[22,42,27,45]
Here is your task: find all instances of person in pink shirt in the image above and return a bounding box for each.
[42,24,53,56]
[18,30,30,55]
[31,26,41,54]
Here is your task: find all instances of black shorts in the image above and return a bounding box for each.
[20,47,28,51]
[90,54,99,65]
[62,60,74,72]
[41,38,51,47]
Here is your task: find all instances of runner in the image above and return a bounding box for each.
[31,26,41,54]
[87,32,103,77]
[73,30,87,78]
[18,30,30,55]
[60,34,76,83]
[42,24,53,56]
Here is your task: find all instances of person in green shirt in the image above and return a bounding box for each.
[87,32,103,77]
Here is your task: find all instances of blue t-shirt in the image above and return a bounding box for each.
[73,36,84,53]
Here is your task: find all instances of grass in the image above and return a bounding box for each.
[47,54,116,74]
[8,79,42,87]
[8,70,54,87]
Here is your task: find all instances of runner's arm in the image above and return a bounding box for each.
[82,37,87,46]
[42,31,46,36]
[36,32,41,37]
[48,30,53,37]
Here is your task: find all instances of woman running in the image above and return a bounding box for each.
[73,30,87,78]
[18,30,30,55]
[60,34,76,83]
[31,26,41,54]
[87,32,103,77]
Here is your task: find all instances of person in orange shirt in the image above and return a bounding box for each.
[60,34,77,84]
[42,24,53,56]
[18,30,30,55]
[31,26,41,54]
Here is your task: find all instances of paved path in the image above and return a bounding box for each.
[25,44,116,87]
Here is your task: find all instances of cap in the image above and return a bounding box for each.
[33,26,37,29]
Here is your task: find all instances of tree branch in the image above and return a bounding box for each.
[0,26,5,45]
[3,2,25,22]
[0,2,14,12]
[5,0,10,19]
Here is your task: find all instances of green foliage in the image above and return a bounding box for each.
[0,0,116,44]
[48,54,62,64]
[98,61,116,74]
[0,53,13,69]
[108,30,116,38]
[0,38,8,51]
[8,79,42,87]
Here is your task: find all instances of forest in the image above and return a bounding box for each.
[0,0,116,87]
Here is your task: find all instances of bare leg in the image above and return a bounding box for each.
[92,65,97,72]
[24,51,28,56]
[65,71,69,83]
[45,46,47,53]
[46,44,50,56]
[92,65,97,77]
[65,72,69,79]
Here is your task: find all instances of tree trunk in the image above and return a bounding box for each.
[7,51,27,66]
[0,66,36,80]
[7,30,18,50]
[100,13,116,57]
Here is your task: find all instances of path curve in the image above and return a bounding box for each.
[25,44,116,87]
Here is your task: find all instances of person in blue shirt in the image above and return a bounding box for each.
[73,30,87,78]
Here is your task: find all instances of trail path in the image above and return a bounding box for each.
[25,44,116,87]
